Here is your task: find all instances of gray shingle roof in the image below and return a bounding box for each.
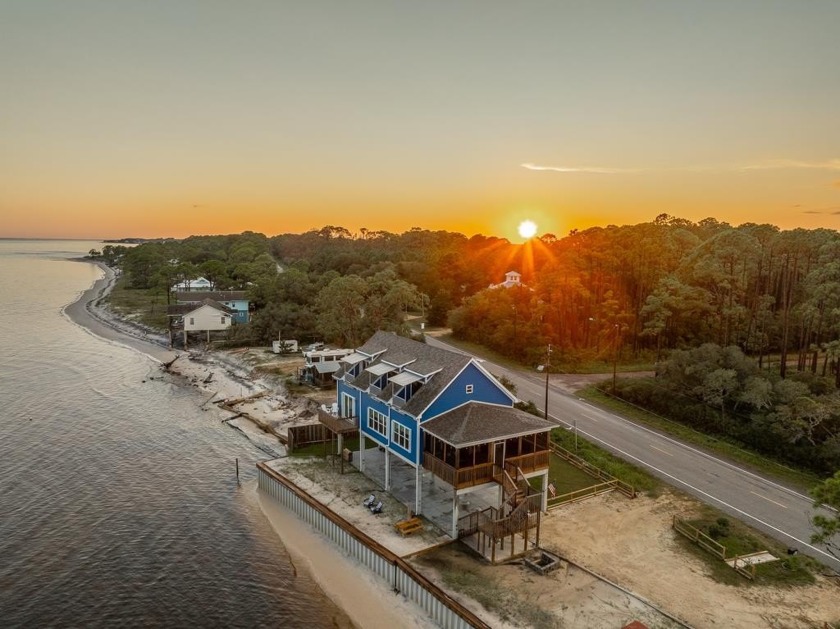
[167,299,235,316]
[423,403,552,447]
[341,331,472,417]
[174,291,248,303]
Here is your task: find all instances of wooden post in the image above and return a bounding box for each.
[235,458,239,483]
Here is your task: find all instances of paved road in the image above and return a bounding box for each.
[425,336,840,573]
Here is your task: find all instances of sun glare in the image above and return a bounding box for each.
[518,220,538,240]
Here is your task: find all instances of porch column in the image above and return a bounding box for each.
[358,436,365,472]
[414,465,422,515]
[451,489,459,538]
[337,433,343,457]
[384,449,391,490]
[540,470,549,513]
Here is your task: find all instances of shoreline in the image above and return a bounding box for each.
[62,258,437,629]
[63,259,179,364]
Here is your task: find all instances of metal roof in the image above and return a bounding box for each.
[313,362,342,374]
[366,362,396,376]
[342,352,367,365]
[390,372,423,386]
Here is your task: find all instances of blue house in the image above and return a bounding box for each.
[174,290,250,324]
[322,331,551,543]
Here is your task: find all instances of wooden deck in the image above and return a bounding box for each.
[317,408,358,434]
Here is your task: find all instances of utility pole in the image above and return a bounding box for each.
[612,324,620,395]
[544,343,551,420]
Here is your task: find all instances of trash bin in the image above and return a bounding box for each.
[343,448,352,462]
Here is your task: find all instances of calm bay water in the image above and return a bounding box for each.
[0,240,348,627]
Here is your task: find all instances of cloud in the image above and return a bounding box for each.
[801,206,840,215]
[740,159,840,172]
[522,158,840,176]
[521,162,639,174]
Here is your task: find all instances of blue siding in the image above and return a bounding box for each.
[224,299,250,324]
[388,408,417,465]
[423,362,513,420]
[360,394,389,446]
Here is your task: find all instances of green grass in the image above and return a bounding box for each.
[578,385,823,492]
[546,453,602,495]
[290,436,361,458]
[551,428,661,495]
[106,278,170,330]
[677,512,817,586]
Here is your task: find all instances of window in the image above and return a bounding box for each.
[221,316,227,324]
[341,393,355,418]
[392,421,410,451]
[189,317,195,325]
[367,408,387,436]
[465,384,474,394]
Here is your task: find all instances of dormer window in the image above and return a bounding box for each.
[341,352,368,378]
[390,372,423,402]
[365,362,395,390]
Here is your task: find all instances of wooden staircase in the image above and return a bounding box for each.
[494,463,538,517]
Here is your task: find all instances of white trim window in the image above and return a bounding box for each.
[465,384,474,394]
[341,393,356,418]
[367,408,387,436]
[392,421,410,451]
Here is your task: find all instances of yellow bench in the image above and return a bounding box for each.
[395,517,424,536]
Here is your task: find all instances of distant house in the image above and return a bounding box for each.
[490,270,523,289]
[174,290,250,324]
[321,331,551,549]
[166,299,235,348]
[171,276,213,292]
[297,348,354,388]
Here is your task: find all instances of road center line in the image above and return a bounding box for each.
[649,444,673,456]
[750,491,788,509]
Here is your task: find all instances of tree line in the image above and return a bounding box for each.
[109,218,840,378]
[107,218,840,474]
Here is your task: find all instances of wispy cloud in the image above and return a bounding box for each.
[521,162,639,174]
[739,159,840,172]
[522,158,840,175]
[802,207,840,215]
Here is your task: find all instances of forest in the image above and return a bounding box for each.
[101,215,840,474]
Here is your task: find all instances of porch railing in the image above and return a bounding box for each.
[504,450,550,474]
[422,455,495,489]
[317,408,359,434]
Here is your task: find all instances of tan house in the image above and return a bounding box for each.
[166,298,235,348]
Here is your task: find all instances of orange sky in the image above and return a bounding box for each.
[2,2,839,242]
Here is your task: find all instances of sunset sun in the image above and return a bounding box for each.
[518,220,538,240]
